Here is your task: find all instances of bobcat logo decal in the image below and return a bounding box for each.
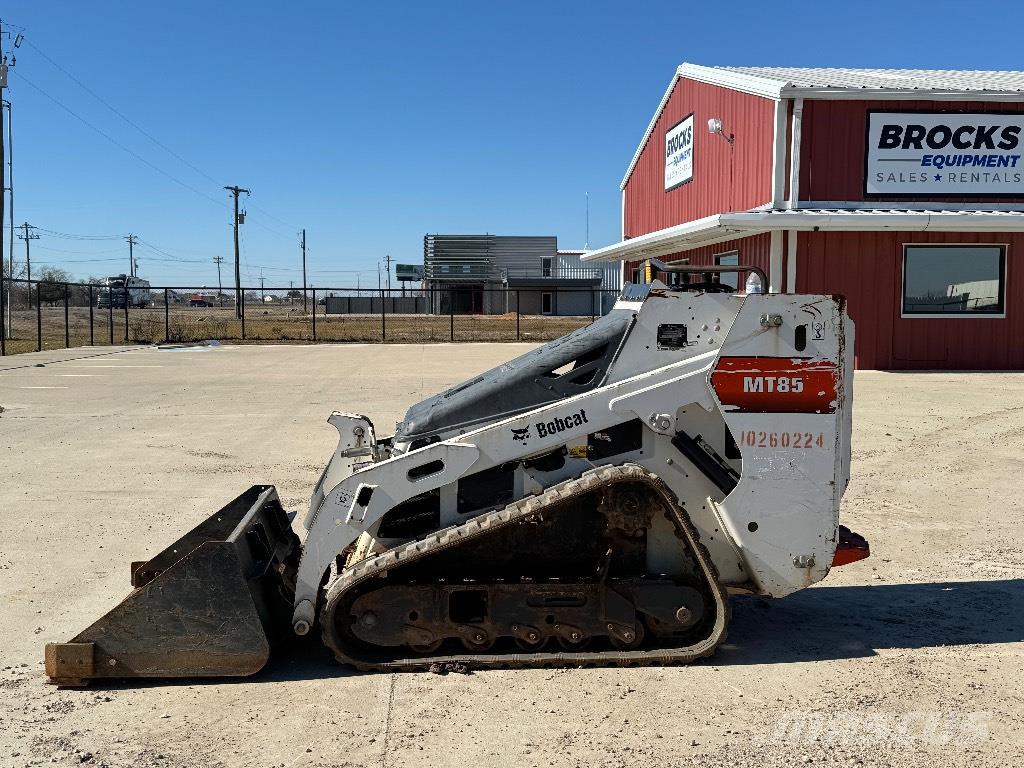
[510,427,531,446]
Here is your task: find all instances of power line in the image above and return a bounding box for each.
[136,237,206,263]
[33,256,124,265]
[25,38,223,186]
[13,63,298,251]
[33,226,121,241]
[26,38,302,236]
[245,201,298,232]
[34,243,123,255]
[11,69,231,211]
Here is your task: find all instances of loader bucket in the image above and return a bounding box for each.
[45,485,301,686]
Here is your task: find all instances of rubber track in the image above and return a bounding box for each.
[320,463,730,671]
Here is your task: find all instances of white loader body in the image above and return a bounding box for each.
[293,283,856,634]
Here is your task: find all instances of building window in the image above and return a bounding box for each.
[542,292,553,314]
[542,258,552,277]
[715,251,739,289]
[630,268,641,284]
[902,245,1005,316]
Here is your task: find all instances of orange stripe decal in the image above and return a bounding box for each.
[710,357,839,414]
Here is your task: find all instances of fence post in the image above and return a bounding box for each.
[380,289,386,341]
[108,291,114,345]
[36,284,42,352]
[164,288,170,344]
[311,288,317,341]
[240,288,246,340]
[64,283,70,348]
[123,286,129,343]
[0,270,5,357]
[88,285,94,346]
[512,290,520,342]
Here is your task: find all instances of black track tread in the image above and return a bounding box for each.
[320,463,730,671]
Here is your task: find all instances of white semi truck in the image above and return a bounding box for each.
[96,275,152,309]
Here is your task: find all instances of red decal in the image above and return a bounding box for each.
[711,357,838,414]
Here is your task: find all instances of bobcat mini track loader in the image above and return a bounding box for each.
[45,260,868,683]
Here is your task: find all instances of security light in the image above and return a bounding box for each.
[707,117,734,144]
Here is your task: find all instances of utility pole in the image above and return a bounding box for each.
[300,228,307,314]
[17,221,37,306]
[384,253,392,294]
[213,255,224,306]
[3,99,11,342]
[126,233,138,277]
[0,19,5,347]
[0,20,19,344]
[224,185,249,318]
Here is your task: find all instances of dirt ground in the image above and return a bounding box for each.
[0,343,1022,768]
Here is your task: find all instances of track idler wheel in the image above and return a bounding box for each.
[458,627,494,652]
[555,624,590,650]
[608,620,645,650]
[511,624,546,651]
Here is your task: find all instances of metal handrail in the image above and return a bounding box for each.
[647,258,768,290]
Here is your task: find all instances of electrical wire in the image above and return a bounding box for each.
[33,256,124,265]
[35,244,124,255]
[26,38,302,236]
[25,38,224,188]
[33,226,122,241]
[11,70,231,211]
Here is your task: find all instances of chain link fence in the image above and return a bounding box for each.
[0,278,622,356]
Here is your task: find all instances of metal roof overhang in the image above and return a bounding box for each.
[581,209,1024,263]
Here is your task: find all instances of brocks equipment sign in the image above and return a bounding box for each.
[665,114,694,191]
[866,111,1024,196]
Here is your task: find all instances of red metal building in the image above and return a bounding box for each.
[583,66,1024,369]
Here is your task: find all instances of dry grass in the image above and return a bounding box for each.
[0,305,594,355]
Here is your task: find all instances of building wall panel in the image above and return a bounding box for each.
[623,79,776,237]
[800,99,1024,204]
[797,230,1023,369]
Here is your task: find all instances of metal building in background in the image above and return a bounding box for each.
[584,64,1024,370]
[423,234,619,316]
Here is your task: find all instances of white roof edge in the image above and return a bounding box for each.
[619,70,684,191]
[582,209,1024,263]
[619,65,790,191]
[676,63,788,99]
[678,64,1024,101]
[619,64,1024,191]
[779,86,1024,102]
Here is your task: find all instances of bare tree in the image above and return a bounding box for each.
[38,267,72,306]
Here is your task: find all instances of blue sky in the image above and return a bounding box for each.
[5,0,1021,288]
